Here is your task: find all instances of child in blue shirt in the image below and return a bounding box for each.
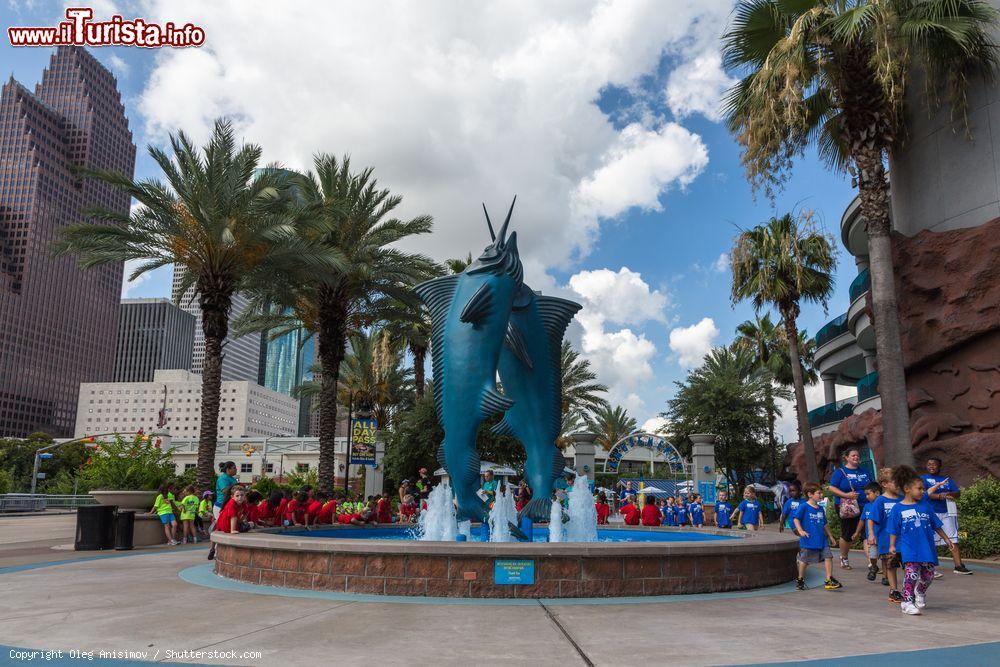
[735,487,763,531]
[860,482,882,581]
[714,492,733,528]
[888,466,956,616]
[689,494,704,527]
[778,483,803,533]
[793,482,841,591]
[674,496,688,526]
[867,468,902,602]
[662,498,675,526]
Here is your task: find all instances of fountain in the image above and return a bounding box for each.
[417,481,457,541]
[564,475,598,542]
[487,484,518,542]
[548,500,564,542]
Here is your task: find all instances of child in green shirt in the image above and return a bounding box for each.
[151,482,179,546]
[179,486,200,544]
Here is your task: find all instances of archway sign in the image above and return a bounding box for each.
[602,432,685,474]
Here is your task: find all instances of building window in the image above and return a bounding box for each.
[296,463,309,473]
[264,463,274,473]
[240,463,253,473]
[184,463,196,471]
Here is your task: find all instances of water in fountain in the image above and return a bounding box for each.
[417,482,457,541]
[548,499,564,542]
[487,483,519,542]
[457,520,471,540]
[564,474,598,542]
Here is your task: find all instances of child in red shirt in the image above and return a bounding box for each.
[641,497,662,526]
[244,490,263,527]
[595,492,611,525]
[376,493,393,524]
[318,496,337,525]
[399,494,417,523]
[304,493,324,528]
[620,495,640,525]
[208,487,248,560]
[256,491,282,527]
[285,492,307,526]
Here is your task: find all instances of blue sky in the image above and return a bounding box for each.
[3,2,858,438]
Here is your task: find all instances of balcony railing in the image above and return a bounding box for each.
[807,398,856,428]
[849,268,871,303]
[815,313,849,348]
[856,371,879,402]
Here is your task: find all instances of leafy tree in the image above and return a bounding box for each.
[585,404,638,451]
[734,313,782,471]
[723,0,999,467]
[384,308,431,400]
[662,346,773,492]
[53,120,335,490]
[561,341,609,416]
[730,213,836,483]
[382,393,443,486]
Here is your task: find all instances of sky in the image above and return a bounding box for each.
[3,1,861,441]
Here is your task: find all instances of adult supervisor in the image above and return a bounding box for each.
[921,457,972,575]
[827,448,873,570]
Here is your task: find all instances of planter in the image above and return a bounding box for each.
[89,490,159,511]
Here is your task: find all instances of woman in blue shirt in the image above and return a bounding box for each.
[213,461,238,520]
[828,448,872,570]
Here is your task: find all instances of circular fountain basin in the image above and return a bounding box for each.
[212,525,799,599]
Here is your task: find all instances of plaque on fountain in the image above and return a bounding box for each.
[494,559,535,585]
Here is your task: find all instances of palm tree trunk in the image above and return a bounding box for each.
[316,294,348,495]
[195,288,232,491]
[780,309,820,483]
[765,383,777,479]
[856,146,913,467]
[412,344,426,400]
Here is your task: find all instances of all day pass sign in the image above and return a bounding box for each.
[350,417,378,465]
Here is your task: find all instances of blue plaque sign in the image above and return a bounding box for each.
[494,559,535,585]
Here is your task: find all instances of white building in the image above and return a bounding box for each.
[74,369,299,439]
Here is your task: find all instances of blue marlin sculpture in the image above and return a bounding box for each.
[414,198,523,526]
[495,284,581,522]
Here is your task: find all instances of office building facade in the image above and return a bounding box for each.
[0,47,136,436]
[114,298,195,382]
[262,325,316,436]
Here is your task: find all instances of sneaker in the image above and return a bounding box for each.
[207,549,215,561]
[954,564,973,575]
[933,572,943,579]
[881,576,890,586]
[867,565,878,582]
[915,592,926,609]
[901,601,922,615]
[796,578,806,591]
[840,557,852,570]
[168,540,179,546]
[889,590,904,604]
[824,577,843,590]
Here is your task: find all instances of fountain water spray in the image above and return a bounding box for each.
[418,482,458,541]
[548,499,564,542]
[564,474,598,542]
[487,483,519,542]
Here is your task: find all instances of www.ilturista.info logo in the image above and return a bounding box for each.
[8,8,205,48]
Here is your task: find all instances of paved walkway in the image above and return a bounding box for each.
[1,515,999,666]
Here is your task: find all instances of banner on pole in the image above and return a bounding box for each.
[350,417,378,465]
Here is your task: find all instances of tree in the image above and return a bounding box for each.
[734,313,782,476]
[384,308,431,400]
[336,330,414,430]
[730,214,836,483]
[52,120,334,489]
[560,341,610,417]
[585,404,638,451]
[381,393,443,487]
[241,155,439,494]
[662,346,773,492]
[723,0,999,467]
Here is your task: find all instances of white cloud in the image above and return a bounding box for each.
[668,317,719,368]
[713,252,729,273]
[568,267,669,326]
[121,258,150,297]
[106,54,130,77]
[135,0,730,274]
[641,416,668,434]
[665,51,736,121]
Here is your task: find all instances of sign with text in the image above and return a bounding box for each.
[350,417,378,466]
[494,559,535,585]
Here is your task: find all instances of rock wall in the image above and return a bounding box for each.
[789,219,1000,485]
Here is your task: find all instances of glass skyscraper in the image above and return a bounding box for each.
[263,325,315,435]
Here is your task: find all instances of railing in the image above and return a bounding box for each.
[849,268,871,303]
[807,398,856,428]
[856,371,879,402]
[815,313,849,349]
[0,494,99,512]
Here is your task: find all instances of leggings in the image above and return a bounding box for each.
[902,562,935,602]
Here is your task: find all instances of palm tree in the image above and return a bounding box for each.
[730,214,836,483]
[384,308,431,399]
[723,0,999,467]
[445,253,473,274]
[560,341,610,416]
[556,409,586,449]
[52,120,335,489]
[734,313,781,471]
[337,330,414,430]
[585,404,638,451]
[244,156,439,493]
[773,327,818,389]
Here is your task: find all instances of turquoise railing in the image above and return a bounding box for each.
[807,398,856,428]
[848,268,871,303]
[856,371,879,402]
[815,313,849,348]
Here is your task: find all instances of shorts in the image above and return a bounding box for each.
[867,543,878,559]
[180,513,195,522]
[881,552,902,569]
[934,513,958,545]
[158,513,176,525]
[798,545,832,564]
[839,515,861,539]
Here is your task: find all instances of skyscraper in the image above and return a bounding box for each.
[0,47,136,437]
[171,268,263,383]
[262,325,315,436]
[115,298,196,382]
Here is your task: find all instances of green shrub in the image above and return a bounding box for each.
[955,477,1000,559]
[285,467,318,490]
[80,435,175,491]
[252,476,289,497]
[0,468,12,495]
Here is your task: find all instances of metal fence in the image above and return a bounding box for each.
[0,494,97,512]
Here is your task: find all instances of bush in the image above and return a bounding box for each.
[956,477,1000,559]
[0,468,12,495]
[80,435,175,491]
[285,467,318,490]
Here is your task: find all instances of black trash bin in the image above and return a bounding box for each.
[114,510,136,551]
[75,505,116,550]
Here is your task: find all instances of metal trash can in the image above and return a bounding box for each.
[75,505,116,550]
[114,510,136,551]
